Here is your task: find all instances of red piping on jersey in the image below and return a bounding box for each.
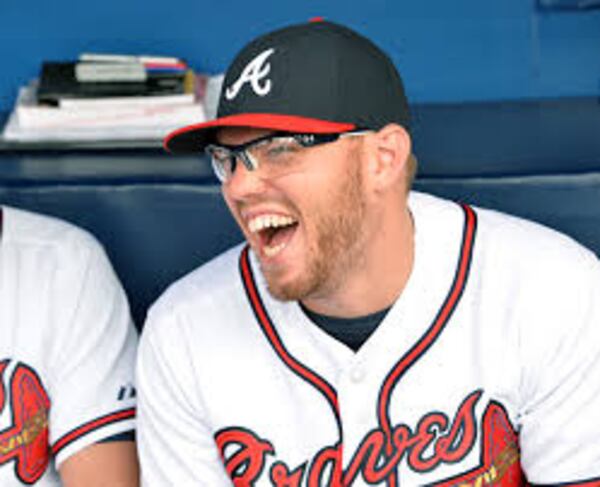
[377,203,477,487]
[239,204,477,486]
[51,408,135,456]
[239,247,342,433]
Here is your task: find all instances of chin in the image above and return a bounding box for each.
[264,272,316,303]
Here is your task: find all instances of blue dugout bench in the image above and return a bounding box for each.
[1,97,599,328]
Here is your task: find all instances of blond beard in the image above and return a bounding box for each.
[263,153,367,302]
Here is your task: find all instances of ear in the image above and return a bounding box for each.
[364,123,411,192]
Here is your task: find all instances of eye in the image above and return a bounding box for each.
[256,137,301,159]
[208,146,230,162]
[207,146,237,180]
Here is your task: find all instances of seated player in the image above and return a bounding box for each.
[138,19,600,486]
[0,205,138,486]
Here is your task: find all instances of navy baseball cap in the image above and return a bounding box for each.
[164,19,410,153]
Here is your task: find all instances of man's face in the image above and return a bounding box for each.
[218,127,369,303]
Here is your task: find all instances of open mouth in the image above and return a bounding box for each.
[248,214,299,258]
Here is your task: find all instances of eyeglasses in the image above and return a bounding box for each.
[205,130,372,183]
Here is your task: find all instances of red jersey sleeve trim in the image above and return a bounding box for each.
[51,408,135,456]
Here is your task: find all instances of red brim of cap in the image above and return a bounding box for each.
[163,113,357,153]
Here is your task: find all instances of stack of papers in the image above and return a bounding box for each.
[1,53,208,145]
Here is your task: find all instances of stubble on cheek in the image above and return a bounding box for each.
[264,154,367,303]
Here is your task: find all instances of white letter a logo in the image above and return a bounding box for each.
[225,48,275,100]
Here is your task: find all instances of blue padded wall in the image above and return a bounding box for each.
[1,1,600,111]
[1,97,599,327]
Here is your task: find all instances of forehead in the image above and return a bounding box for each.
[215,126,275,145]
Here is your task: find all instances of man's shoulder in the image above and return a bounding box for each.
[411,192,598,281]
[140,243,252,357]
[474,203,597,273]
[148,243,248,321]
[1,205,106,265]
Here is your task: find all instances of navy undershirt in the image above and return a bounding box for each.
[99,430,135,443]
[300,303,392,351]
[98,431,135,443]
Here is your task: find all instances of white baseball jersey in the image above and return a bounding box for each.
[137,192,600,486]
[0,206,138,486]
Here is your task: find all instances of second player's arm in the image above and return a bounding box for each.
[59,442,139,487]
[49,231,139,485]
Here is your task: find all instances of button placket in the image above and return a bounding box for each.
[349,364,366,383]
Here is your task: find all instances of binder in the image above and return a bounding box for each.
[37,62,186,105]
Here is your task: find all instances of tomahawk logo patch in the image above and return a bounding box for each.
[225,48,275,100]
[0,359,50,484]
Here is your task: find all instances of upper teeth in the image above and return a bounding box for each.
[248,214,295,233]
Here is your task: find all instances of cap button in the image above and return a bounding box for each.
[309,16,325,23]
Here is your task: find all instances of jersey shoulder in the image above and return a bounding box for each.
[409,191,598,279]
[471,204,599,351]
[473,204,598,277]
[1,205,103,261]
[144,243,247,337]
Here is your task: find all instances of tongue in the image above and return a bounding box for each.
[267,224,297,248]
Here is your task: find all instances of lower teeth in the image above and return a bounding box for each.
[264,243,285,257]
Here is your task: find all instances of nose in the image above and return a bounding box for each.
[223,156,267,201]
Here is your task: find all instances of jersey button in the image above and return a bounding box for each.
[350,366,366,383]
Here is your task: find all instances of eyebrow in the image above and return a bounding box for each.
[215,130,277,146]
[213,131,288,150]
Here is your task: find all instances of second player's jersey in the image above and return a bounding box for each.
[137,192,600,486]
[0,206,138,486]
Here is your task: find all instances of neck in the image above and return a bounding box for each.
[302,198,414,318]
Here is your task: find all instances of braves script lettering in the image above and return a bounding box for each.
[225,48,275,100]
[0,360,51,483]
[215,390,481,486]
